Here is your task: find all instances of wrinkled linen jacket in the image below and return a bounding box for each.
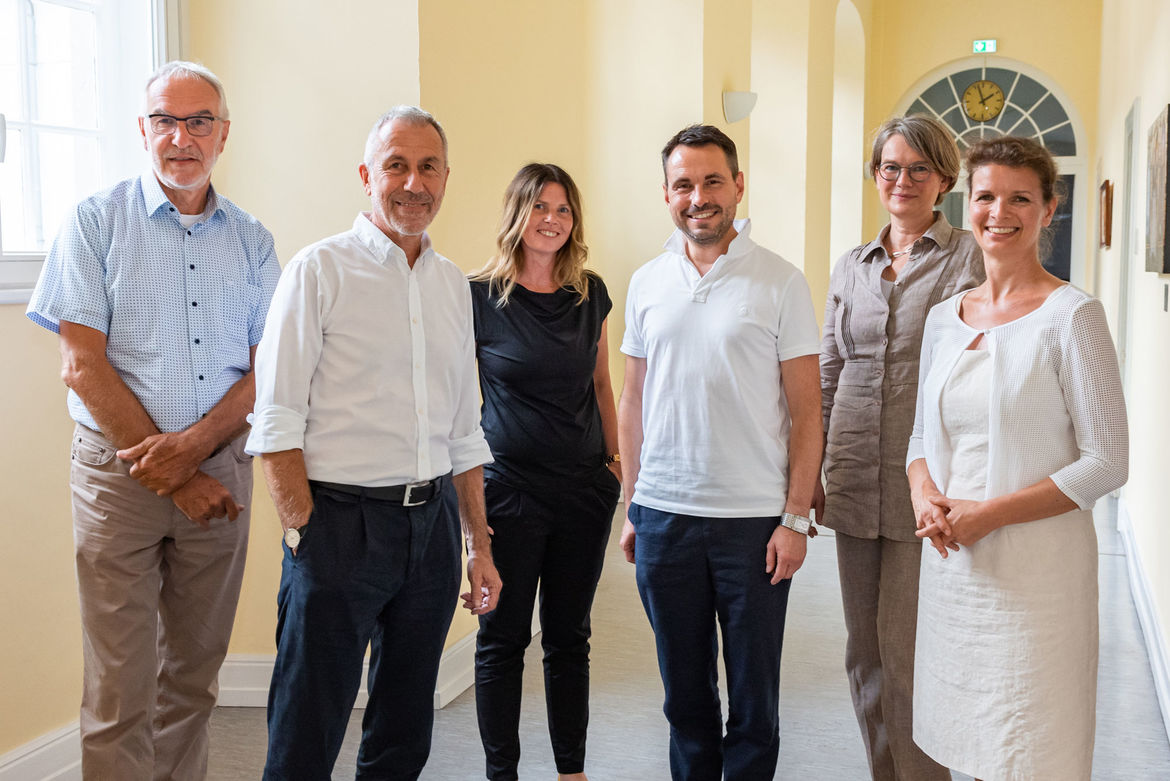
[820,212,983,540]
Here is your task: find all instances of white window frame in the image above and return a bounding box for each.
[0,0,178,304]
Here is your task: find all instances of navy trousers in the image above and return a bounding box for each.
[629,503,792,781]
[474,470,620,780]
[262,479,461,781]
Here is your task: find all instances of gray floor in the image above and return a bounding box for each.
[209,499,1170,779]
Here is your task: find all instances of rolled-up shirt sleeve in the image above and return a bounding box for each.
[447,280,493,474]
[245,256,321,455]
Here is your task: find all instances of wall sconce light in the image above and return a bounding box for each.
[722,91,757,124]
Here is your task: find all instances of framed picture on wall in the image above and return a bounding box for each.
[1100,180,1113,249]
[1147,105,1170,273]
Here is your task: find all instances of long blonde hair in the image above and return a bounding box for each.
[472,163,590,306]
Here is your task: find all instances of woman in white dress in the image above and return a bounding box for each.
[906,136,1128,780]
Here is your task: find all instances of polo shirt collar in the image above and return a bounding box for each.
[140,173,224,222]
[856,210,956,263]
[664,217,755,259]
[354,213,434,268]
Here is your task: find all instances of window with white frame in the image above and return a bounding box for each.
[0,0,160,298]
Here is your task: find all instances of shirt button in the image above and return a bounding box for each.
[189,264,195,270]
[194,338,200,344]
[198,374,204,380]
[187,230,192,236]
[191,301,197,306]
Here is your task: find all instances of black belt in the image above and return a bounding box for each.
[309,478,440,507]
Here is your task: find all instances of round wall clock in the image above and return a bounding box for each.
[962,80,1005,122]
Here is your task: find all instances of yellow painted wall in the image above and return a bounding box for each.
[0,307,81,749]
[750,0,812,268]
[1095,0,1170,668]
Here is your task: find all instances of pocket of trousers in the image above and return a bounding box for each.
[71,434,116,469]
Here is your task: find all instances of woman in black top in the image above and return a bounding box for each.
[470,163,621,781]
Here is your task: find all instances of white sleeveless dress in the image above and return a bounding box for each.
[913,349,1097,780]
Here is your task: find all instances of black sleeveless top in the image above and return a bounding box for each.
[470,273,612,492]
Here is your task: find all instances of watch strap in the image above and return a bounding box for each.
[780,512,812,535]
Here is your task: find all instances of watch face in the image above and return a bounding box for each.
[284,527,301,549]
[962,80,1005,122]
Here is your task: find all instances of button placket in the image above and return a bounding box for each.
[184,228,214,414]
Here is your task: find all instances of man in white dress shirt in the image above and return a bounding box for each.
[246,106,501,781]
[617,124,823,780]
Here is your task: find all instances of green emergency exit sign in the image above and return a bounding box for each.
[973,39,997,53]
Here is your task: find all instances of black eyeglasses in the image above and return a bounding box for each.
[877,163,935,182]
[147,114,223,137]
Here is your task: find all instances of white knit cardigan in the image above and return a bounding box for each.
[907,284,1128,508]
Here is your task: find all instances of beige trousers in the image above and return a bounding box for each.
[70,424,252,781]
[835,532,949,781]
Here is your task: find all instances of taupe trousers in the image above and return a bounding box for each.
[835,533,944,781]
[821,213,983,780]
[70,424,252,781]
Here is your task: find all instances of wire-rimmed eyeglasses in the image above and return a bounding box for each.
[876,163,935,182]
[147,113,224,137]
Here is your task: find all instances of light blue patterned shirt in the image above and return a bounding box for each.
[27,174,281,434]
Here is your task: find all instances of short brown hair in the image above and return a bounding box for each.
[661,124,739,180]
[868,115,961,205]
[964,135,1062,204]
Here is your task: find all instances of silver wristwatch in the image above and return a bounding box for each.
[780,512,812,536]
[284,526,305,551]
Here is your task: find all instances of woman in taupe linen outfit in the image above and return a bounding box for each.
[816,115,983,781]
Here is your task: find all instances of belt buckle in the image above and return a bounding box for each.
[402,480,430,507]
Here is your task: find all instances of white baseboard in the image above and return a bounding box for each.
[1117,498,1170,748]
[0,723,81,781]
[0,633,478,780]
[218,631,477,710]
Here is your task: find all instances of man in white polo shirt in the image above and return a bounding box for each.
[617,124,823,780]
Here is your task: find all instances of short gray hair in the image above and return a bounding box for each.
[868,114,961,205]
[144,60,229,119]
[363,106,448,166]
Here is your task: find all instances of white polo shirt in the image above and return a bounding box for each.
[621,219,820,517]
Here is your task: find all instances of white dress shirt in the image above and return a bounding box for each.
[246,214,492,486]
[620,219,821,517]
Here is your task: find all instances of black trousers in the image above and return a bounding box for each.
[474,470,621,780]
[263,479,460,781]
